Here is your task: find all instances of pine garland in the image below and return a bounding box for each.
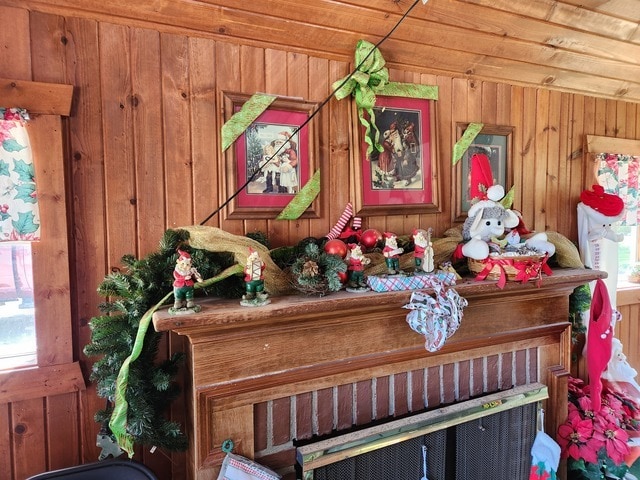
[84,229,245,453]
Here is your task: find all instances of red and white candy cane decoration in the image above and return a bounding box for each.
[327,202,353,240]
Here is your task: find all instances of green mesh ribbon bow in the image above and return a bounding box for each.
[333,40,438,156]
[333,40,390,156]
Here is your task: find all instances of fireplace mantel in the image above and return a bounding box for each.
[153,268,605,480]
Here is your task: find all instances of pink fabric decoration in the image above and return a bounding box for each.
[587,278,614,412]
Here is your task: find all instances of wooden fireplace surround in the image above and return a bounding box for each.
[152,268,604,480]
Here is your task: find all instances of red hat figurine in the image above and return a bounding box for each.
[580,185,624,217]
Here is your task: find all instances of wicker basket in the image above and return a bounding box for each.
[468,254,547,282]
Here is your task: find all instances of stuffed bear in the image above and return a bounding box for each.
[461,185,520,260]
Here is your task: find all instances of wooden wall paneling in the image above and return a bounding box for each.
[480,82,497,125]
[509,85,524,213]
[533,89,550,232]
[12,398,47,478]
[215,41,243,235]
[519,88,537,228]
[28,116,74,365]
[626,102,638,140]
[451,77,469,224]
[308,56,330,239]
[286,51,311,241]
[546,90,562,233]
[495,83,511,127]
[594,98,608,136]
[0,403,12,477]
[617,100,629,138]
[99,23,138,264]
[64,15,106,462]
[567,95,584,242]
[161,33,193,229]
[582,96,597,187]
[556,92,572,235]
[45,393,81,470]
[0,6,31,80]
[432,73,450,234]
[467,79,482,123]
[189,37,219,229]
[328,60,352,237]
[29,11,67,85]
[605,99,618,138]
[240,45,268,238]
[131,28,165,255]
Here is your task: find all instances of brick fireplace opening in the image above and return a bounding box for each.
[295,383,545,480]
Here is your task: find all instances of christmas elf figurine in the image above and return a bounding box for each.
[172,249,202,311]
[241,247,270,307]
[346,243,370,290]
[383,232,403,275]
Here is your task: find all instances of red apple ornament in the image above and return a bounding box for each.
[324,239,348,258]
[360,228,382,249]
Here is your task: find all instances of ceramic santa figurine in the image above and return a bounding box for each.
[383,232,403,275]
[345,243,370,292]
[412,228,434,273]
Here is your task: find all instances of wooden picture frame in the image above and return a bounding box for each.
[350,95,440,216]
[453,123,514,222]
[220,92,320,219]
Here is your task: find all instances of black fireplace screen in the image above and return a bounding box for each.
[297,384,543,480]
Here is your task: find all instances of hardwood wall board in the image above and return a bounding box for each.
[0,6,31,80]
[0,404,11,476]
[434,73,451,233]
[215,41,243,235]
[308,56,330,239]
[533,89,550,232]
[546,90,562,233]
[131,28,165,255]
[45,393,81,470]
[99,22,138,264]
[12,398,47,478]
[161,33,194,229]
[189,36,219,229]
[556,92,573,235]
[29,12,66,84]
[509,85,524,214]
[63,15,106,463]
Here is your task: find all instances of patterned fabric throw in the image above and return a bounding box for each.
[217,453,281,480]
[0,108,40,242]
[596,152,640,226]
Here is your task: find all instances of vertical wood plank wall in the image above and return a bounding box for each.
[1,3,640,479]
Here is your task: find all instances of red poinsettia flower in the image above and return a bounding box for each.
[557,410,600,463]
[596,416,630,464]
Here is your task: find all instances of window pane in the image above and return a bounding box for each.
[616,225,639,284]
[0,243,36,370]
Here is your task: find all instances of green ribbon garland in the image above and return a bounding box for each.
[452,122,484,164]
[276,169,321,220]
[333,40,438,156]
[221,94,277,152]
[109,263,244,457]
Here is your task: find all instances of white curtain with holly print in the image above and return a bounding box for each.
[0,108,40,241]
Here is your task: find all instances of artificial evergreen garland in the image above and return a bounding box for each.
[84,229,245,453]
[289,242,347,296]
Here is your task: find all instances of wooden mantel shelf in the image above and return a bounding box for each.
[153,268,605,336]
[153,267,605,480]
